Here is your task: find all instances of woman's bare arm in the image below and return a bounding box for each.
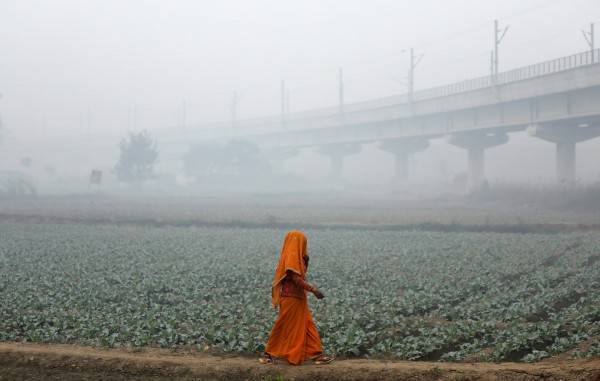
[287,271,324,299]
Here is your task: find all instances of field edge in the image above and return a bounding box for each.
[1,342,600,381]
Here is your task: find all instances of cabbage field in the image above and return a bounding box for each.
[1,222,600,362]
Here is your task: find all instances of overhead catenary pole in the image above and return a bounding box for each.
[493,19,509,81]
[582,22,595,63]
[593,22,596,56]
[407,48,424,102]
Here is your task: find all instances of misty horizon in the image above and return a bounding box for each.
[1,0,600,193]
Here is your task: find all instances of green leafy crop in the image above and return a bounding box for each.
[1,223,599,362]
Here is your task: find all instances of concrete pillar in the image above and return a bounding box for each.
[528,123,600,186]
[556,140,576,185]
[446,131,509,191]
[379,138,430,181]
[467,145,485,188]
[394,152,410,179]
[330,153,343,178]
[317,143,361,179]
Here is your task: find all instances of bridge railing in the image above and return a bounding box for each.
[413,49,600,101]
[496,49,599,84]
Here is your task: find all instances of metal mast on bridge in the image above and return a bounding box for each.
[493,19,509,82]
[582,22,595,63]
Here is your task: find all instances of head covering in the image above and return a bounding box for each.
[271,230,308,306]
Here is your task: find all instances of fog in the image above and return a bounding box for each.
[1,0,600,196]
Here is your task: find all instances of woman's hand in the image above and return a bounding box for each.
[313,289,325,299]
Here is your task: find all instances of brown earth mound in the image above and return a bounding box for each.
[1,342,600,381]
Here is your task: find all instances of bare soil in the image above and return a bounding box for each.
[1,342,600,381]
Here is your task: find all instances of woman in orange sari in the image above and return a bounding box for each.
[260,230,334,365]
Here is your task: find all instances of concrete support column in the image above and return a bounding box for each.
[330,153,343,178]
[394,152,410,179]
[556,140,576,185]
[317,143,361,179]
[446,131,509,191]
[467,145,485,188]
[528,124,600,186]
[379,138,430,181]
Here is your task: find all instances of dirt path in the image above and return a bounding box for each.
[1,343,600,381]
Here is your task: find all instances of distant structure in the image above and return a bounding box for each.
[221,49,600,190]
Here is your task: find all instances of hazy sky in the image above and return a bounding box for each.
[1,0,599,139]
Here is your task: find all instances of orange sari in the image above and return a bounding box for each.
[265,230,323,365]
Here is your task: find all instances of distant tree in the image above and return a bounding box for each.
[115,130,159,185]
[183,139,269,180]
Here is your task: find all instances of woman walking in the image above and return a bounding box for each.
[260,230,333,365]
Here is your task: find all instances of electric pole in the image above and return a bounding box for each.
[407,48,424,101]
[582,22,595,63]
[493,19,509,81]
[338,67,344,124]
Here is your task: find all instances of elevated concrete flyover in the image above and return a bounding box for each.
[235,50,600,187]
